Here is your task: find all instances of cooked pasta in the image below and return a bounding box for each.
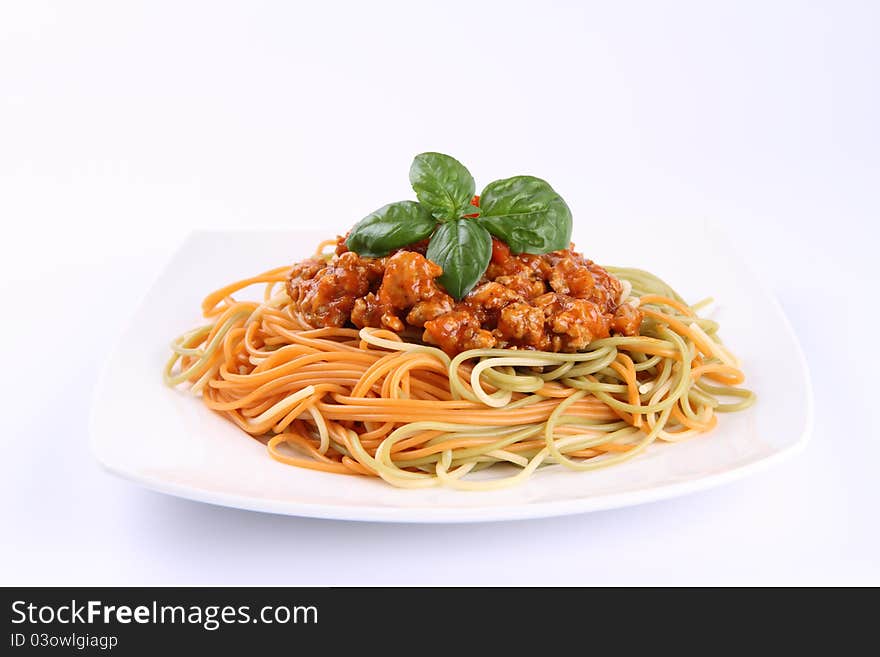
[164,247,754,490]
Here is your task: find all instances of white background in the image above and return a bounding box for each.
[2,1,878,585]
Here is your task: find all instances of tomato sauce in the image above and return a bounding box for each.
[287,236,642,355]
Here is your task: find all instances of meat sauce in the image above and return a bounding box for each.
[287,236,642,355]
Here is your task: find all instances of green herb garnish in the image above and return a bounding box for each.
[345,152,572,299]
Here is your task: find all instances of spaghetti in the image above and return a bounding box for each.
[163,245,755,490]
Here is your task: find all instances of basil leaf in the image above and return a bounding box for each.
[345,201,437,258]
[477,176,572,254]
[426,218,491,300]
[409,152,476,221]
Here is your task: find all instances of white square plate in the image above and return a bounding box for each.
[90,222,812,522]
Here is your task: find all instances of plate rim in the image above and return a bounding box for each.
[89,226,815,523]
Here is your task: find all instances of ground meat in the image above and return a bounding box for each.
[549,257,595,297]
[497,302,547,348]
[493,274,545,299]
[289,251,383,327]
[534,292,612,351]
[378,251,444,308]
[612,302,642,336]
[344,251,451,332]
[484,239,550,296]
[422,310,497,353]
[585,260,623,309]
[287,237,643,355]
[350,292,393,330]
[406,296,454,327]
[462,282,522,328]
[288,256,326,282]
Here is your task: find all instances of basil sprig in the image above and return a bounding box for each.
[345,153,573,299]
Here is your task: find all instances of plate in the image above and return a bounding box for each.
[90,222,813,522]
